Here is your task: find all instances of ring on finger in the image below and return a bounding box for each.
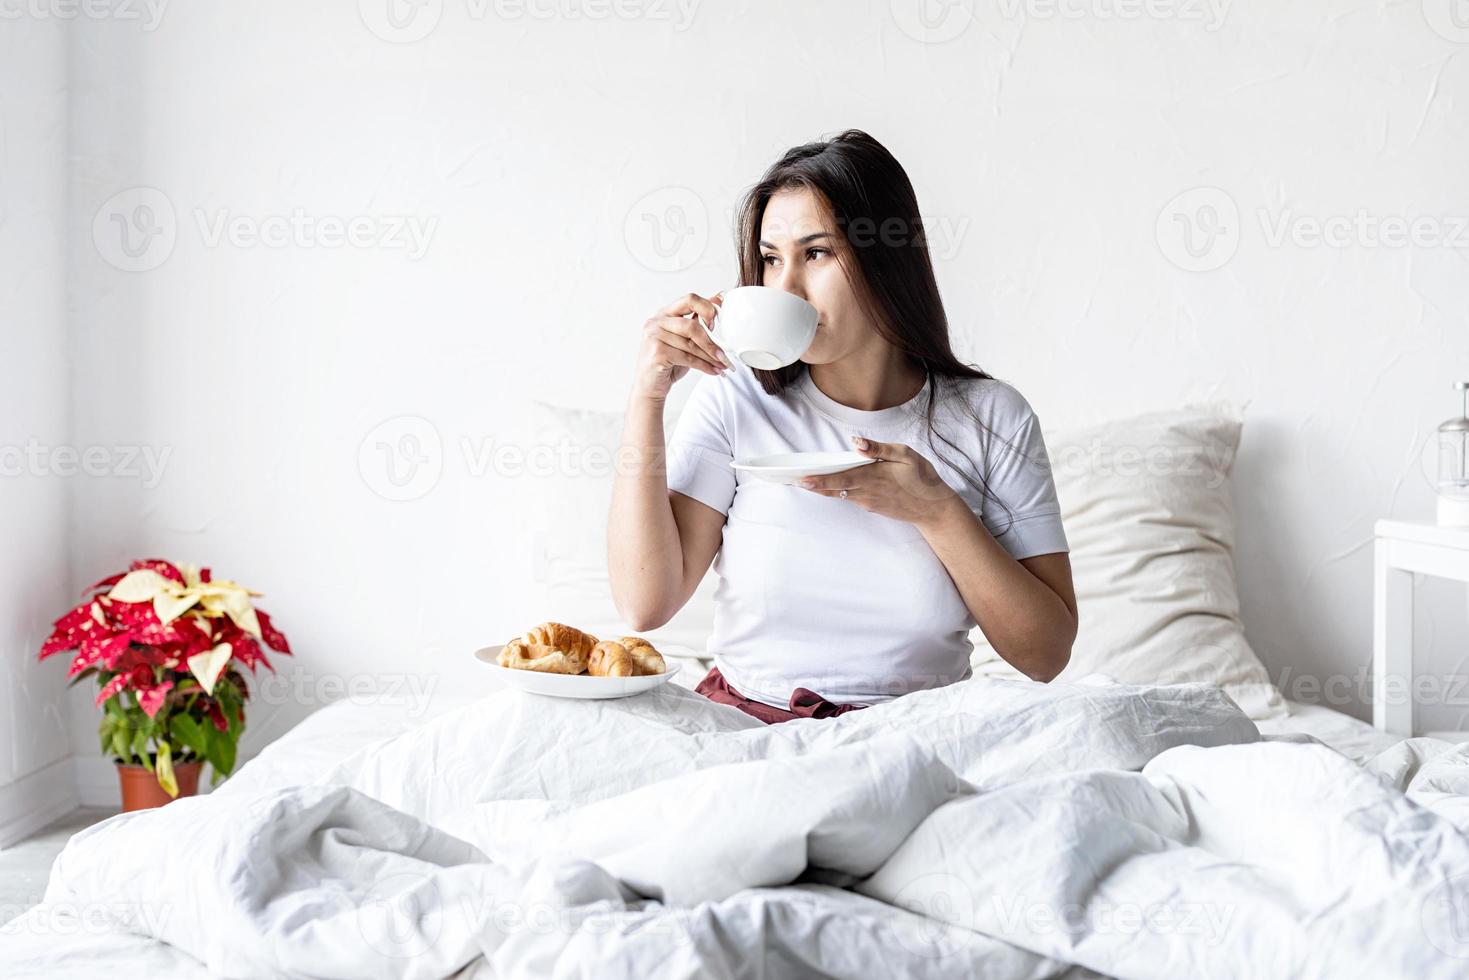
[839,489,849,499]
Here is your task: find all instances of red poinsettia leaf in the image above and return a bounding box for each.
[232,633,266,671]
[181,622,215,658]
[112,601,162,631]
[86,598,112,627]
[100,636,148,671]
[200,567,211,584]
[256,610,292,655]
[106,648,142,674]
[132,623,178,648]
[97,663,165,705]
[111,610,207,667]
[133,615,181,645]
[41,602,112,660]
[79,635,135,675]
[44,621,118,664]
[122,664,159,698]
[213,619,269,673]
[79,626,126,660]
[137,680,174,719]
[41,628,82,660]
[206,702,229,732]
[95,672,131,708]
[74,630,106,659]
[50,601,95,632]
[82,570,127,595]
[136,645,178,669]
[131,558,184,584]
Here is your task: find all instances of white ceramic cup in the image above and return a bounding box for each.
[703,286,818,370]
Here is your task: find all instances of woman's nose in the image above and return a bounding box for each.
[769,268,808,303]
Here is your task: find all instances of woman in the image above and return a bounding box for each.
[608,129,1077,724]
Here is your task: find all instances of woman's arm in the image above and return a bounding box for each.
[916,499,1077,682]
[797,435,1077,682]
[607,393,682,629]
[608,291,730,632]
[607,392,724,631]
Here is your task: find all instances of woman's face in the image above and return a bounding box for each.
[758,187,880,366]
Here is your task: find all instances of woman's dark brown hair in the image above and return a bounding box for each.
[733,128,1021,535]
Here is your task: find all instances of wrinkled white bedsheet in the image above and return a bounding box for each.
[5,676,1469,979]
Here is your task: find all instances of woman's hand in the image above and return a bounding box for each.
[632,291,730,403]
[797,436,963,530]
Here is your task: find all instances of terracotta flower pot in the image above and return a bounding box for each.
[116,760,204,812]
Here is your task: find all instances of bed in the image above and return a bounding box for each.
[5,403,1465,978]
[2,674,1466,979]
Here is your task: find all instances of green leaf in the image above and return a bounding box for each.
[131,728,151,767]
[109,729,129,763]
[210,682,246,740]
[204,722,237,778]
[156,742,178,798]
[171,714,208,761]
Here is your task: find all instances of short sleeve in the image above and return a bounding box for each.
[981,410,1070,561]
[665,376,737,516]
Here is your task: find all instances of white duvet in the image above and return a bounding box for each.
[5,675,1469,979]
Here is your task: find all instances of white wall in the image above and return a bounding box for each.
[38,0,1469,801]
[0,16,76,844]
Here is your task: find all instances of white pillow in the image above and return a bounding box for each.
[969,402,1287,720]
[524,399,718,663]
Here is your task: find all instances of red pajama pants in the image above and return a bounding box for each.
[694,666,869,725]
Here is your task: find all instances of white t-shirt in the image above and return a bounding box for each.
[665,364,1069,708]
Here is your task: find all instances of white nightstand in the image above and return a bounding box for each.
[1373,519,1469,740]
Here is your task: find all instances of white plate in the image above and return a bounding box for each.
[474,645,680,700]
[729,450,877,485]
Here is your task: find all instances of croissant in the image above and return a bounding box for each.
[498,622,600,674]
[588,636,666,677]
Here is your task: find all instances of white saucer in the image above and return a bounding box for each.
[474,646,680,700]
[729,451,877,485]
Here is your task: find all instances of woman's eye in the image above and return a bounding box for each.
[762,248,827,267]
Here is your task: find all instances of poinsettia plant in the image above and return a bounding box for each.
[38,559,291,797]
